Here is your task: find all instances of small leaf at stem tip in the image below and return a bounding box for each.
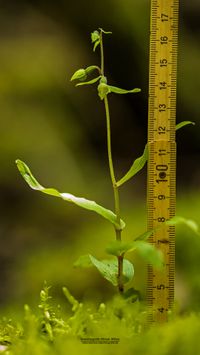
[70,68,87,82]
[15,159,125,230]
[116,144,148,187]
[108,85,141,95]
[89,255,134,286]
[176,121,195,131]
[76,76,101,86]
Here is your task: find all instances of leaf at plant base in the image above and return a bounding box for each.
[89,255,134,286]
[176,121,195,131]
[133,241,164,269]
[15,160,125,231]
[166,216,199,234]
[117,144,148,187]
[76,76,101,87]
[108,85,141,95]
[73,254,93,268]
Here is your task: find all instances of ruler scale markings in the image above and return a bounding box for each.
[147,0,178,323]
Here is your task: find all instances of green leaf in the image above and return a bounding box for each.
[134,229,154,241]
[166,216,199,234]
[89,255,134,286]
[107,85,141,95]
[117,144,148,187]
[105,239,163,269]
[106,241,135,256]
[15,160,125,231]
[133,241,164,269]
[76,76,101,86]
[176,121,195,131]
[73,254,92,268]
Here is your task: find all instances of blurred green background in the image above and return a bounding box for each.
[0,0,199,313]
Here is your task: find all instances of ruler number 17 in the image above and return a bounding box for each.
[161,13,169,22]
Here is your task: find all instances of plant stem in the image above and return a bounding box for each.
[104,95,124,293]
[99,29,124,293]
[100,31,104,76]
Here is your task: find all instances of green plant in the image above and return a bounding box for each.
[15,28,197,296]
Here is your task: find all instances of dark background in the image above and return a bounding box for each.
[0,0,199,312]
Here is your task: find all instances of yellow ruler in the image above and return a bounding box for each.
[147,0,179,323]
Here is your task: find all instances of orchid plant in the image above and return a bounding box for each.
[16,28,197,297]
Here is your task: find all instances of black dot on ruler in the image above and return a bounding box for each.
[159,172,166,179]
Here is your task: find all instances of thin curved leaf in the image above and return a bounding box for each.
[15,160,125,231]
[176,121,195,131]
[108,85,141,95]
[89,255,134,286]
[76,76,101,86]
[117,144,148,187]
